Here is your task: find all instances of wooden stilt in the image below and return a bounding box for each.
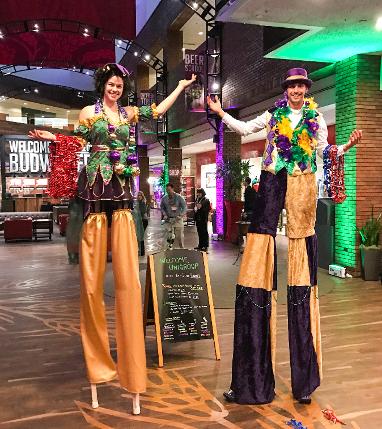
[90,384,99,409]
[132,393,140,415]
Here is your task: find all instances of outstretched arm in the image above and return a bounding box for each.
[155,74,197,115]
[316,115,362,157]
[207,95,267,136]
[28,129,57,141]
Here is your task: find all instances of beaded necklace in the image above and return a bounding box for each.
[94,99,139,178]
[323,145,346,203]
[268,97,319,173]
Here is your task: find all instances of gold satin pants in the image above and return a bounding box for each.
[79,209,146,393]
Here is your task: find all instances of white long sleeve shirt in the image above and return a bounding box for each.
[222,107,344,158]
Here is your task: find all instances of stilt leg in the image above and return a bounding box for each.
[132,393,140,415]
[91,384,99,409]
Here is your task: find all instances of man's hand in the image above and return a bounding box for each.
[206,95,224,117]
[346,129,362,151]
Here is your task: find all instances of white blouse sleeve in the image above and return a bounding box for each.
[316,113,344,158]
[222,111,268,136]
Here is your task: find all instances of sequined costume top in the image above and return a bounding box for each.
[74,102,158,205]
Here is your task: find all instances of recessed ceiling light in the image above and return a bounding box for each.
[144,54,150,61]
[198,31,203,35]
[376,16,382,31]
[67,110,71,113]
[34,88,39,93]
[23,102,27,105]
[46,107,50,110]
[134,51,138,56]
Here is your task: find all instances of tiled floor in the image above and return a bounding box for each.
[0,216,381,428]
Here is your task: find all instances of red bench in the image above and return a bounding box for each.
[4,218,33,242]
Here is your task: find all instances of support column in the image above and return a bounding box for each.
[137,145,150,200]
[136,64,150,92]
[163,29,183,193]
[335,54,382,272]
[215,116,242,238]
[167,133,182,193]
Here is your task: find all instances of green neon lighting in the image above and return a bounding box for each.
[143,131,156,135]
[164,147,169,187]
[168,128,186,134]
[334,57,357,268]
[266,23,382,63]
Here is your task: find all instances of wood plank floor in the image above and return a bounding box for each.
[0,234,381,428]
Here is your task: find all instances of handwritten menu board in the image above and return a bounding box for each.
[144,249,220,367]
[153,249,212,342]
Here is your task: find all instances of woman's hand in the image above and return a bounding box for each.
[206,95,224,116]
[346,129,362,151]
[178,73,197,89]
[28,129,57,141]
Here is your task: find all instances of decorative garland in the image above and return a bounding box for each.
[323,145,346,203]
[267,96,319,173]
[48,134,83,198]
[322,408,346,425]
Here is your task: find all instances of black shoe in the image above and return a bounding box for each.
[201,247,209,253]
[223,389,235,402]
[297,395,311,404]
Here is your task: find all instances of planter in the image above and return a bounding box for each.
[224,200,244,243]
[360,245,381,281]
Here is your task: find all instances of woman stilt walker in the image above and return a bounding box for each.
[30,64,196,414]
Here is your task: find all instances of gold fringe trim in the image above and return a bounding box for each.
[78,114,103,129]
[151,103,159,119]
[310,285,323,380]
[270,290,277,374]
[132,106,139,123]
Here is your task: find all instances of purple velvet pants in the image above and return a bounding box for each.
[230,169,321,404]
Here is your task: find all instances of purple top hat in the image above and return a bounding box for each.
[281,67,312,89]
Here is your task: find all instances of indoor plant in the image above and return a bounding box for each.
[357,208,381,281]
[216,159,250,242]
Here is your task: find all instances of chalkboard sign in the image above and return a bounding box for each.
[144,249,220,367]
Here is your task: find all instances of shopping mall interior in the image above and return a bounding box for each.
[0,1,381,428]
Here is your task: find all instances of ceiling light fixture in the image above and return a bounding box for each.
[34,88,39,93]
[198,31,203,35]
[376,16,382,31]
[134,51,138,56]
[212,82,220,90]
[192,2,198,9]
[144,54,150,61]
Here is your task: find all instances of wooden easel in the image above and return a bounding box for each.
[143,252,220,367]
